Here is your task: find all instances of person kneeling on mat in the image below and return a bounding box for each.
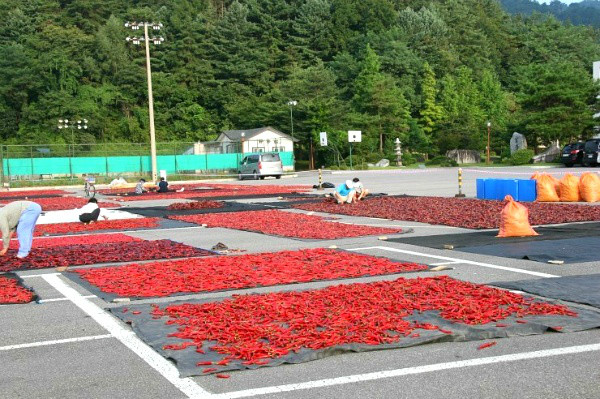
[352,177,369,201]
[78,198,108,224]
[0,200,43,258]
[334,180,356,204]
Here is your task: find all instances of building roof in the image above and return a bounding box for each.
[220,126,298,142]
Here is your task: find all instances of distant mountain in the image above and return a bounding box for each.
[500,0,600,27]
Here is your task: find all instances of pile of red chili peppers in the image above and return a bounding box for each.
[74,248,427,297]
[144,276,575,373]
[0,189,67,198]
[0,239,212,272]
[10,233,140,249]
[294,196,600,229]
[0,275,35,304]
[34,218,161,236]
[169,210,402,239]
[167,201,225,210]
[0,197,120,211]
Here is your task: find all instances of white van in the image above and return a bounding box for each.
[238,153,283,180]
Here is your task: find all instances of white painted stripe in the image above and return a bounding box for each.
[21,273,60,279]
[0,334,112,351]
[38,295,96,303]
[41,274,213,399]
[216,343,600,399]
[429,261,461,266]
[348,246,558,278]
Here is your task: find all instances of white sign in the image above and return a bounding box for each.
[348,130,362,143]
[320,132,328,146]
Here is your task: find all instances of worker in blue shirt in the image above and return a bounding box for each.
[334,180,356,204]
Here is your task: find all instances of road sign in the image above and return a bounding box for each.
[348,130,362,143]
[320,132,328,146]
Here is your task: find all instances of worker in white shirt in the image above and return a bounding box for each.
[352,177,369,201]
[0,200,43,258]
[78,198,109,224]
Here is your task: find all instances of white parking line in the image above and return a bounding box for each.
[215,343,600,399]
[0,334,112,351]
[41,274,213,399]
[38,295,96,303]
[349,246,558,278]
[21,273,60,279]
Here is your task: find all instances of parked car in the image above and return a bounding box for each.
[560,142,585,167]
[238,153,283,180]
[583,138,600,167]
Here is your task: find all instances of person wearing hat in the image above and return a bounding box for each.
[334,180,356,204]
[352,177,369,201]
[0,200,43,258]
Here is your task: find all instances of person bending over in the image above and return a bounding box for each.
[333,180,356,204]
[134,179,148,195]
[0,200,43,258]
[78,198,108,224]
[352,177,369,201]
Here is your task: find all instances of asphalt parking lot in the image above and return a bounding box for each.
[1,166,599,399]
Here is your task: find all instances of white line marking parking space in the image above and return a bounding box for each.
[349,246,558,278]
[41,274,212,399]
[215,343,600,399]
[0,334,112,351]
[38,295,96,303]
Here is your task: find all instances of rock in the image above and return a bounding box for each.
[510,132,527,154]
[375,159,390,167]
[55,266,68,272]
[446,150,481,164]
[328,245,338,249]
[443,244,454,250]
[378,236,388,241]
[548,260,564,265]
[430,265,454,271]
[113,298,131,303]
[532,142,561,163]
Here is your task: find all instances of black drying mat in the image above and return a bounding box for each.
[387,222,600,249]
[460,236,600,264]
[111,295,600,377]
[493,274,600,309]
[121,202,269,218]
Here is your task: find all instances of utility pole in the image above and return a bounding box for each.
[125,22,164,183]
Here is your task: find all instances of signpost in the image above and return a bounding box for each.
[320,132,328,147]
[348,131,362,170]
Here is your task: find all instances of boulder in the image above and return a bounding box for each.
[532,143,561,163]
[446,150,481,164]
[375,159,390,167]
[510,132,527,154]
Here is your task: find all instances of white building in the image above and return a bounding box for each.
[215,126,297,154]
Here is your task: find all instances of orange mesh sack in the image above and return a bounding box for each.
[558,173,581,202]
[534,173,560,202]
[579,172,600,202]
[497,195,539,237]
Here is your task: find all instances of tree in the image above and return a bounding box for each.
[418,62,444,142]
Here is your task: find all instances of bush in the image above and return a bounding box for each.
[425,156,458,167]
[508,149,534,165]
[295,160,310,171]
[399,153,417,166]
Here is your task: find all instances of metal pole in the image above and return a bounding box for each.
[290,107,294,140]
[145,22,158,183]
[0,145,4,188]
[349,143,353,170]
[317,168,323,190]
[487,122,491,165]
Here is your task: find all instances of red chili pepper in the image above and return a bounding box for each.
[216,374,230,379]
[203,368,217,373]
[477,341,497,350]
[196,361,212,366]
[516,320,528,324]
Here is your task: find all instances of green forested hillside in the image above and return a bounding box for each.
[500,0,600,28]
[0,0,598,165]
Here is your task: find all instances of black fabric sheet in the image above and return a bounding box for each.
[122,202,269,218]
[459,237,600,264]
[111,296,600,377]
[493,274,600,309]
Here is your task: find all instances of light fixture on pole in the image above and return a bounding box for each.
[58,118,88,157]
[287,100,297,140]
[395,138,403,167]
[486,121,491,165]
[126,21,165,183]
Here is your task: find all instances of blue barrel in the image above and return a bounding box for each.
[497,179,519,200]
[476,179,486,199]
[518,179,537,202]
[484,179,497,200]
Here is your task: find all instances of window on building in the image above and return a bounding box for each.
[252,147,265,152]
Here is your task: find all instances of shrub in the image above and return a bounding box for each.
[508,149,534,165]
[425,156,458,167]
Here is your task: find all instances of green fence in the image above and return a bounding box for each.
[0,142,294,180]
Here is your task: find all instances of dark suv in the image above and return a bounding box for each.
[583,138,600,166]
[560,142,585,167]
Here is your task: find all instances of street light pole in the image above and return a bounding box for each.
[487,121,491,165]
[58,118,88,157]
[126,22,164,183]
[287,100,297,140]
